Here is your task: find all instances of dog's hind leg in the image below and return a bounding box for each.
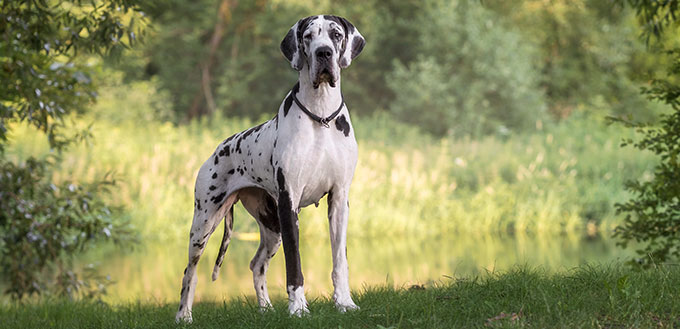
[240,188,282,309]
[176,191,238,323]
[249,223,281,309]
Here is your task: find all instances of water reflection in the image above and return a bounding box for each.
[89,232,632,303]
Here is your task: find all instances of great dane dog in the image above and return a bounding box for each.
[175,15,365,322]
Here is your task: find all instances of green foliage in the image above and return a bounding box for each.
[0,157,134,299]
[485,0,651,120]
[387,1,546,137]
[0,0,144,299]
[2,265,680,328]
[621,0,680,43]
[115,0,658,135]
[118,0,305,119]
[611,2,680,268]
[612,54,680,267]
[0,0,146,152]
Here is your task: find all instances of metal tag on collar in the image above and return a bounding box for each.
[320,118,330,128]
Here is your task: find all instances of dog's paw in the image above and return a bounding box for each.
[258,302,274,314]
[287,285,309,316]
[335,300,360,313]
[175,310,193,324]
[288,303,310,317]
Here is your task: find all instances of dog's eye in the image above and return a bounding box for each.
[333,32,342,39]
[304,34,312,40]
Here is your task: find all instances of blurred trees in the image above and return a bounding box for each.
[116,0,655,137]
[611,0,680,267]
[115,0,306,119]
[0,0,142,299]
[485,0,649,120]
[387,1,545,137]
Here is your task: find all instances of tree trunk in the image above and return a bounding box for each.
[187,0,235,120]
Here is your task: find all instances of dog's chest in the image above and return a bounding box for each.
[276,113,357,208]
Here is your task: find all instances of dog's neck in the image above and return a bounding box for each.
[296,66,343,118]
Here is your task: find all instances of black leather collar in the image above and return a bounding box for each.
[291,83,344,128]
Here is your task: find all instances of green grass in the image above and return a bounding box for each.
[2,264,679,328]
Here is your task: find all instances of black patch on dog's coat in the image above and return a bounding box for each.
[228,169,235,175]
[335,114,350,137]
[281,28,297,62]
[326,190,334,217]
[284,83,300,117]
[351,35,365,60]
[283,94,294,117]
[324,15,355,34]
[222,134,236,145]
[212,172,218,179]
[235,137,243,154]
[277,168,304,288]
[241,123,263,141]
[259,193,280,233]
[214,155,219,165]
[211,191,227,204]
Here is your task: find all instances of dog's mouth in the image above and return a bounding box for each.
[313,67,336,89]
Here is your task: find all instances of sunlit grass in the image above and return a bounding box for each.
[2,264,679,328]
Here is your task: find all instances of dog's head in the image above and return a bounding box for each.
[280,15,365,89]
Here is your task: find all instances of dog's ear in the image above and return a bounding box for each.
[336,17,365,69]
[281,17,311,71]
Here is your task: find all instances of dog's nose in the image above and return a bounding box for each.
[315,46,332,60]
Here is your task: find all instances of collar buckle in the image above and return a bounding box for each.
[320,118,330,128]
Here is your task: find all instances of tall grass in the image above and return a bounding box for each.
[5,79,656,242]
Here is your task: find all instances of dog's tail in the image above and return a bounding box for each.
[212,205,234,281]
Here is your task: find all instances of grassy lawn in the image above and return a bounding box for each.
[2,264,679,328]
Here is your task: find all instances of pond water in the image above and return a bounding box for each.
[87,231,634,304]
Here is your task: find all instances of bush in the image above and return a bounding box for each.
[0,157,134,299]
[613,73,680,267]
[387,1,546,137]
[0,0,144,299]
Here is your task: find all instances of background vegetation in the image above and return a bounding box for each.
[1,0,679,317]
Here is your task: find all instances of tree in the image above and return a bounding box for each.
[387,0,546,137]
[116,0,307,120]
[0,0,144,299]
[612,1,680,267]
[484,0,650,120]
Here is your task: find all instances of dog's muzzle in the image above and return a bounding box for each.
[313,46,336,88]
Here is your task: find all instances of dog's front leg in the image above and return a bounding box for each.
[277,169,308,316]
[327,188,359,312]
